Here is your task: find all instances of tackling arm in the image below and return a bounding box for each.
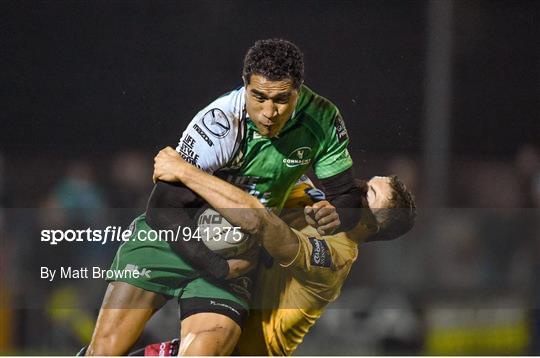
[146,181,232,279]
[154,147,300,264]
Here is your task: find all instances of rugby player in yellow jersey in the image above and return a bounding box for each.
[152,146,416,356]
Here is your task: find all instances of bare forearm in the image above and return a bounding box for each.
[153,146,299,262]
[259,213,300,265]
[176,164,261,209]
[173,164,298,262]
[174,164,266,235]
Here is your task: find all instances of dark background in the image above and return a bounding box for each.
[2,0,538,158]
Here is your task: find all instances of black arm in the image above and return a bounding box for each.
[318,168,364,231]
[145,181,230,280]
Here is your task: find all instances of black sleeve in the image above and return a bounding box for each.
[318,168,364,231]
[145,181,230,280]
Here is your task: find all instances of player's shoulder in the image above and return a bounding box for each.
[205,86,245,114]
[325,232,358,257]
[196,86,246,131]
[299,228,358,264]
[297,85,340,122]
[288,229,356,301]
[295,85,343,140]
[176,87,246,172]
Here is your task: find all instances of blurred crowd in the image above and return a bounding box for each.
[0,143,539,355]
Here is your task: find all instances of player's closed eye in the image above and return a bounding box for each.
[253,94,266,102]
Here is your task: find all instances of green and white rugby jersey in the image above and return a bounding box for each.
[176,85,352,209]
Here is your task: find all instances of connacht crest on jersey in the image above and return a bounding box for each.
[283,147,312,168]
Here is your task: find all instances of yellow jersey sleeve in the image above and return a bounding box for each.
[237,228,359,356]
[282,228,358,302]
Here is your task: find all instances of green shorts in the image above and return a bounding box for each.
[109,214,250,315]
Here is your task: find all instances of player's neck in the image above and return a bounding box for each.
[345,221,378,244]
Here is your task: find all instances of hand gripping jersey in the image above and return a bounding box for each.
[176,85,353,209]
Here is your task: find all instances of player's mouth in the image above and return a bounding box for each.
[257,120,280,137]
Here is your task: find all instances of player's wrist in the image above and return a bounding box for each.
[173,164,188,181]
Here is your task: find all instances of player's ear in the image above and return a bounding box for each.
[242,75,249,87]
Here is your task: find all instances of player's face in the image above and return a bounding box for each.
[366,176,393,209]
[244,74,299,138]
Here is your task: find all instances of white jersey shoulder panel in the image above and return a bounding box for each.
[176,87,246,173]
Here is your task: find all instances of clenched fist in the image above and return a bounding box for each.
[304,200,340,235]
[153,146,186,183]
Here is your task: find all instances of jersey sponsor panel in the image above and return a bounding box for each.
[178,134,200,166]
[192,123,214,147]
[176,88,245,174]
[308,237,333,268]
[333,112,348,143]
[201,108,231,138]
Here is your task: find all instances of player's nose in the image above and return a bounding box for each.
[261,102,277,121]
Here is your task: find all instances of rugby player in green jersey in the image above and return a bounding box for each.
[85,39,363,355]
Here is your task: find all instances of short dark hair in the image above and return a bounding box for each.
[370,175,416,241]
[243,39,304,89]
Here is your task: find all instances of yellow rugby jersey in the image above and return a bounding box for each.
[236,227,358,356]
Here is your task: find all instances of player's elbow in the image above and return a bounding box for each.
[240,205,278,237]
[239,209,267,236]
[235,196,267,235]
[146,182,201,231]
